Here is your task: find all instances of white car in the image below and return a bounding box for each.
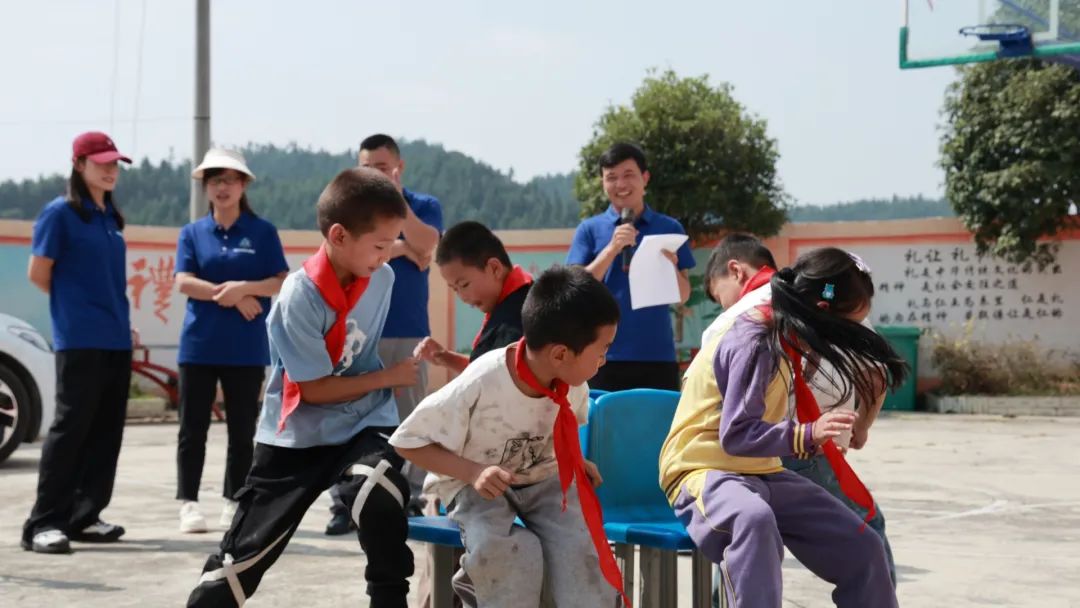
[0,313,56,465]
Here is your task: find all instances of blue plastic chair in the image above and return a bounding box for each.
[580,393,597,458]
[587,389,711,607]
[406,516,462,608]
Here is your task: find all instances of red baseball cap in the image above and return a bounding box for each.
[72,131,132,164]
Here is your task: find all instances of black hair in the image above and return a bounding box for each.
[202,167,255,216]
[316,167,407,237]
[65,160,125,229]
[765,247,908,404]
[522,265,620,354]
[705,233,777,302]
[598,142,647,176]
[435,221,512,269]
[359,134,401,157]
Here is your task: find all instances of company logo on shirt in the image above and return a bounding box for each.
[234,237,256,254]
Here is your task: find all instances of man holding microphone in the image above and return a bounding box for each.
[566,142,695,391]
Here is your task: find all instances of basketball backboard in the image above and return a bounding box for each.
[900,0,1080,69]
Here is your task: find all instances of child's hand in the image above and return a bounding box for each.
[583,459,603,488]
[385,357,420,388]
[811,410,857,446]
[472,465,515,499]
[413,337,447,364]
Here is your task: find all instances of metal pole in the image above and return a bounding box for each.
[190,0,210,222]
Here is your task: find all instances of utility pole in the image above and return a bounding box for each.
[190,0,210,222]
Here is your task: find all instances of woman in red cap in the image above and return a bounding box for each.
[21,131,135,554]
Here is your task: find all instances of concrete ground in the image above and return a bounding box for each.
[1,413,1078,607]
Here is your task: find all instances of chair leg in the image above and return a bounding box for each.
[430,544,456,608]
[659,550,678,608]
[638,547,677,608]
[638,546,660,608]
[691,550,711,608]
[615,542,635,604]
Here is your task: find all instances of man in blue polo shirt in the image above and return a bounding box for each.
[325,134,442,534]
[567,142,694,392]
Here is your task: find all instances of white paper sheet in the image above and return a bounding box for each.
[628,233,689,310]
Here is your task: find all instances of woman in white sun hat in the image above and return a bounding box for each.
[173,148,289,533]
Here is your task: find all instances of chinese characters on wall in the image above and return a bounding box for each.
[873,246,1065,327]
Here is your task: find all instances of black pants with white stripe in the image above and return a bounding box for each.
[186,426,413,607]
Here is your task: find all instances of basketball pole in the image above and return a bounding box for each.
[190,0,210,222]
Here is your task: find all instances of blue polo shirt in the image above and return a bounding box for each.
[382,188,443,338]
[31,196,131,352]
[256,264,399,448]
[567,204,695,362]
[175,213,289,366]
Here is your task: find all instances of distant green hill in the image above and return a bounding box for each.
[0,141,954,228]
[788,196,954,222]
[0,140,583,230]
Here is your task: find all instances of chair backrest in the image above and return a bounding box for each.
[588,388,609,401]
[586,388,680,524]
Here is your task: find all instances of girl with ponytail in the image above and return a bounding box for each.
[660,247,904,607]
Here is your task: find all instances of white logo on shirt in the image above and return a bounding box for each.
[334,318,368,374]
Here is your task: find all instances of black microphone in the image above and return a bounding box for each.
[619,207,635,272]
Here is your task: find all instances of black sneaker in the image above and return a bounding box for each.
[325,511,355,536]
[21,529,73,554]
[68,520,125,543]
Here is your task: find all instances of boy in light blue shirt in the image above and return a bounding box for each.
[187,167,419,608]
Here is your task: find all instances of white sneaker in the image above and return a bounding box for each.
[219,500,238,527]
[22,529,72,554]
[179,501,208,533]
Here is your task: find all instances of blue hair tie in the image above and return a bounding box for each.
[821,283,835,301]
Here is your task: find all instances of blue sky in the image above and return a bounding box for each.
[0,0,956,205]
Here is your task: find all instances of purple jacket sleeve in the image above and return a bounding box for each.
[714,339,814,458]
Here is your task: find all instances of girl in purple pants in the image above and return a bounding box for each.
[660,247,907,607]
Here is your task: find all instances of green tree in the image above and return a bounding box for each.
[940,59,1080,266]
[574,69,788,239]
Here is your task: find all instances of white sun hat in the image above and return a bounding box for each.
[192,148,256,181]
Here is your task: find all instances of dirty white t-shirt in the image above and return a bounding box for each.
[388,346,589,505]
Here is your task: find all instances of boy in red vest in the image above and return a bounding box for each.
[187,168,419,607]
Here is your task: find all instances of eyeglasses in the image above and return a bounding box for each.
[207,175,242,187]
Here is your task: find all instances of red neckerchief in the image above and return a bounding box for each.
[738,266,775,301]
[472,265,532,349]
[512,339,629,606]
[278,245,369,433]
[783,339,877,529]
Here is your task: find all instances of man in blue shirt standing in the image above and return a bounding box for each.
[567,142,695,392]
[326,134,442,534]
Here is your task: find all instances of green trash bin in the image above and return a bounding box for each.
[874,325,920,411]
